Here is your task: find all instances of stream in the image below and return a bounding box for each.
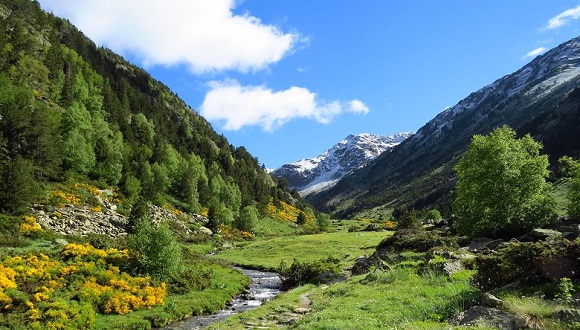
[162,267,282,329]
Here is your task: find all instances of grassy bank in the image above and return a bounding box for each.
[213,231,390,270]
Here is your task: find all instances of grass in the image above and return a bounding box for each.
[553,178,571,216]
[254,216,299,237]
[499,294,569,330]
[213,231,391,270]
[288,267,479,329]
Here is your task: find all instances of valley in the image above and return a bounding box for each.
[1,1,580,330]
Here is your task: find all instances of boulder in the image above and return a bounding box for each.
[480,293,504,308]
[351,255,386,275]
[198,226,213,236]
[449,306,521,330]
[554,309,580,324]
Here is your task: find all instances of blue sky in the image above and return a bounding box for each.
[38,1,580,168]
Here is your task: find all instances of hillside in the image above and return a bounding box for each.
[309,36,580,218]
[0,0,307,222]
[273,132,412,196]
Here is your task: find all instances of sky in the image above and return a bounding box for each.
[38,1,580,169]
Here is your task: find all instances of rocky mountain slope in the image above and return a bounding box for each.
[309,36,580,217]
[273,133,413,196]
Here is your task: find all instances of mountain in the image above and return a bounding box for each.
[309,36,580,218]
[273,133,413,196]
[0,0,307,218]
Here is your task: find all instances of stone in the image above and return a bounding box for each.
[351,256,374,275]
[442,259,465,276]
[481,293,504,308]
[449,306,521,330]
[554,309,580,324]
[198,226,213,236]
[53,238,69,246]
[527,228,562,242]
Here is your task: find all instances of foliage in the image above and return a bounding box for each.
[554,277,575,303]
[127,219,182,281]
[559,156,580,219]
[277,256,341,289]
[316,212,332,232]
[396,208,424,230]
[453,126,555,236]
[378,229,457,252]
[0,0,310,229]
[0,156,41,214]
[234,205,258,233]
[0,244,166,329]
[424,209,442,222]
[474,238,580,291]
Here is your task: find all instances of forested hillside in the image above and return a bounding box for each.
[0,0,305,221]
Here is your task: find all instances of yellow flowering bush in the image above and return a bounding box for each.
[217,225,254,240]
[266,199,309,223]
[0,243,166,328]
[19,215,43,235]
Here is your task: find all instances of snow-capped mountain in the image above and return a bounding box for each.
[273,132,413,196]
[310,36,580,217]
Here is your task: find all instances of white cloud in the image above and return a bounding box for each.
[522,47,547,60]
[200,80,370,131]
[38,0,300,73]
[545,5,580,30]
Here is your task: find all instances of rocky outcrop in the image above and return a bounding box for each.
[36,204,128,237]
[35,192,209,237]
[449,306,522,329]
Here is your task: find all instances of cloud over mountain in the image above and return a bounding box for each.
[200,80,369,131]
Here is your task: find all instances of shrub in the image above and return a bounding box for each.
[396,209,423,231]
[378,229,458,252]
[278,256,341,289]
[127,219,182,281]
[474,239,580,291]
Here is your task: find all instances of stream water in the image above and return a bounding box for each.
[161,267,282,329]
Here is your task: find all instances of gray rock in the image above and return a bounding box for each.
[442,259,465,276]
[554,309,580,324]
[351,256,374,275]
[53,238,69,246]
[481,293,504,308]
[449,306,521,330]
[526,228,562,242]
[198,226,213,236]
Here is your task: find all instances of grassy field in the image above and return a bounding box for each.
[213,231,391,270]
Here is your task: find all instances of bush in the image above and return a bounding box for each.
[396,209,423,231]
[474,239,580,291]
[278,256,341,289]
[127,219,182,281]
[378,229,458,252]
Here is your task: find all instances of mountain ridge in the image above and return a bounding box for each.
[273,132,413,196]
[309,36,580,218]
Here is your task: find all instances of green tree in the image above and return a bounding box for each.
[559,156,580,219]
[0,156,42,214]
[127,218,182,281]
[235,205,259,233]
[453,126,555,236]
[316,213,332,232]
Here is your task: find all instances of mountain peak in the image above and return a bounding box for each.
[273,132,413,196]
